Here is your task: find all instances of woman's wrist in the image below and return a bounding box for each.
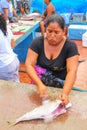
[6,20,9,24]
[38,82,45,88]
[62,86,71,96]
[62,91,69,96]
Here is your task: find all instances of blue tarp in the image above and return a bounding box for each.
[31,0,87,15]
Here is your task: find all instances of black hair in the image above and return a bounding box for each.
[45,0,51,3]
[0,14,7,36]
[46,13,65,30]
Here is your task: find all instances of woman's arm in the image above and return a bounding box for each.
[11,39,15,48]
[25,49,48,98]
[3,8,9,20]
[45,4,55,21]
[59,55,79,104]
[45,7,52,21]
[12,8,18,17]
[63,55,79,95]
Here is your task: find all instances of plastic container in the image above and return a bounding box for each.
[73,13,83,22]
[86,12,87,21]
[60,13,71,25]
[82,32,87,47]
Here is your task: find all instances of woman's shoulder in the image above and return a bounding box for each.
[1,0,8,5]
[29,36,44,54]
[64,39,79,56]
[32,36,44,44]
[30,36,44,49]
[65,39,77,48]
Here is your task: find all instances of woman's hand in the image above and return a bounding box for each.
[58,93,69,105]
[38,84,48,98]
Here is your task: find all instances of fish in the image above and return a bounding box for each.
[13,99,72,125]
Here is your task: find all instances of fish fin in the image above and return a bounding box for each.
[44,115,54,123]
[6,120,17,127]
[65,102,72,109]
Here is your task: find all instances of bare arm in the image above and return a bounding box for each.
[12,8,18,17]
[3,8,9,20]
[25,49,48,97]
[45,4,55,21]
[59,55,79,104]
[11,39,15,48]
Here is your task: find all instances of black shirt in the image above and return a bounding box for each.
[29,36,79,80]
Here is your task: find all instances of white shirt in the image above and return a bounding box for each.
[0,27,17,68]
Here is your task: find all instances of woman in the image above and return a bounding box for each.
[40,0,55,36]
[25,13,79,105]
[0,13,20,82]
[0,0,18,23]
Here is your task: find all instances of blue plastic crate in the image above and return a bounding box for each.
[60,13,71,25]
[73,13,83,22]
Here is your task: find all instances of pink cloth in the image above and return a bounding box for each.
[30,65,46,84]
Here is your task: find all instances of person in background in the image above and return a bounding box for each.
[16,0,30,16]
[40,0,55,36]
[25,13,79,105]
[0,0,18,23]
[0,13,20,82]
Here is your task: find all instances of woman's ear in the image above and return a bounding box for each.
[64,26,68,37]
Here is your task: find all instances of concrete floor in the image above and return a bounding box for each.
[19,40,87,89]
[0,80,87,130]
[74,40,87,89]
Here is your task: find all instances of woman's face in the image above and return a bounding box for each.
[46,22,65,46]
[44,0,49,4]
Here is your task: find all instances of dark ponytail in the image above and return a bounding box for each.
[0,14,7,36]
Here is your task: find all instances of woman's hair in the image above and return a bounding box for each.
[0,14,7,36]
[46,13,65,30]
[44,0,51,3]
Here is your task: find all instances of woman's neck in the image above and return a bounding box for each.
[45,36,66,47]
